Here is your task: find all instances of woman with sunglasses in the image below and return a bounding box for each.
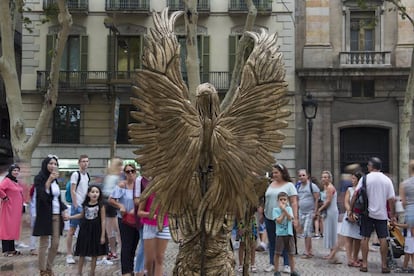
[109,163,140,276]
[0,163,24,256]
[33,155,68,276]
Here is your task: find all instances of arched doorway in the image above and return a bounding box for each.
[340,127,389,174]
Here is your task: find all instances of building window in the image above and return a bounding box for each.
[351,80,375,98]
[46,35,88,71]
[177,35,210,83]
[52,105,81,144]
[117,105,138,144]
[350,11,375,51]
[116,36,143,78]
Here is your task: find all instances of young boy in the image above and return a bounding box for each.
[272,192,300,276]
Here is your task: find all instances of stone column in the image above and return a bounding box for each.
[395,0,414,67]
[303,0,333,67]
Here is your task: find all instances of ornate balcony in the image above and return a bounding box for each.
[43,0,88,13]
[105,0,150,13]
[36,71,231,92]
[229,0,272,15]
[167,0,210,13]
[339,51,391,67]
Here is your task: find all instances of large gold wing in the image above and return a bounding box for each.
[197,30,291,234]
[129,10,202,226]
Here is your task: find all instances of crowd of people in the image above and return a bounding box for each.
[1,155,414,275]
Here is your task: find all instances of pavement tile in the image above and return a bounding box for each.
[0,218,409,275]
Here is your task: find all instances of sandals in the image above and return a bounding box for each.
[301,254,313,259]
[381,267,391,274]
[348,260,361,267]
[250,265,257,273]
[360,266,368,272]
[3,250,21,257]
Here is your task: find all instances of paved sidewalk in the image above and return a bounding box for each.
[0,217,409,275]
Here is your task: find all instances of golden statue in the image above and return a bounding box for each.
[129,9,290,275]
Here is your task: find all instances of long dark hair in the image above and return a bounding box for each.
[273,163,292,182]
[83,185,103,208]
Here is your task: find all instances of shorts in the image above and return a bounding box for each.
[359,215,388,239]
[275,235,295,255]
[70,205,83,228]
[105,202,118,218]
[299,212,314,237]
[405,205,414,228]
[259,222,266,234]
[142,224,171,240]
[405,236,414,254]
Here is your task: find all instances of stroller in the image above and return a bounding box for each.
[387,223,405,269]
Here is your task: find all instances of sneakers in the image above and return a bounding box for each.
[264,264,275,272]
[290,271,300,276]
[312,234,321,239]
[16,242,29,249]
[107,252,119,260]
[96,258,113,265]
[66,255,76,264]
[283,265,291,273]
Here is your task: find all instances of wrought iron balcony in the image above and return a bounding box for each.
[105,0,150,12]
[229,0,272,14]
[43,0,88,13]
[167,0,210,13]
[339,51,391,67]
[36,71,231,91]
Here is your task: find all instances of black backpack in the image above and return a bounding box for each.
[352,175,368,216]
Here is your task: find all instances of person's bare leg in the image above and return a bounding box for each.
[238,242,245,267]
[360,237,369,268]
[90,256,97,276]
[78,256,85,275]
[67,227,75,256]
[288,254,296,273]
[379,237,388,269]
[144,238,156,276]
[273,254,280,272]
[304,237,312,255]
[352,239,361,262]
[154,238,169,276]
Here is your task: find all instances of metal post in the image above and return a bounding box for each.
[307,118,313,175]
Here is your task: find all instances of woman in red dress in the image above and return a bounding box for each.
[0,163,24,256]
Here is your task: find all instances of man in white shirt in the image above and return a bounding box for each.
[352,157,395,274]
[66,155,90,264]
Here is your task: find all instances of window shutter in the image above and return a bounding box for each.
[200,35,210,83]
[228,35,237,75]
[80,35,88,71]
[46,34,56,71]
[107,35,115,73]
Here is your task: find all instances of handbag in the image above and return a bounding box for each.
[352,175,368,216]
[122,212,137,228]
[121,181,140,229]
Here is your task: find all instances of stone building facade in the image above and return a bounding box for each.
[18,0,296,177]
[296,0,414,185]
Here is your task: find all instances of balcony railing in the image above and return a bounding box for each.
[229,0,272,14]
[37,71,231,91]
[339,51,391,67]
[167,0,210,13]
[43,0,88,13]
[105,0,150,12]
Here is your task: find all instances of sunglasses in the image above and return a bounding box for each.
[47,154,59,160]
[125,170,136,174]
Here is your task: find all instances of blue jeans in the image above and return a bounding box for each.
[265,217,289,266]
[134,227,145,273]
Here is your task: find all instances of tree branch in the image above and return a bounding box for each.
[220,0,257,112]
[26,0,72,150]
[387,0,414,27]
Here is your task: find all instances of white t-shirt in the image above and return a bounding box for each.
[356,171,395,220]
[70,171,89,206]
[134,176,142,198]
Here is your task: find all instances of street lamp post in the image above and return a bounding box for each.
[302,94,318,175]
